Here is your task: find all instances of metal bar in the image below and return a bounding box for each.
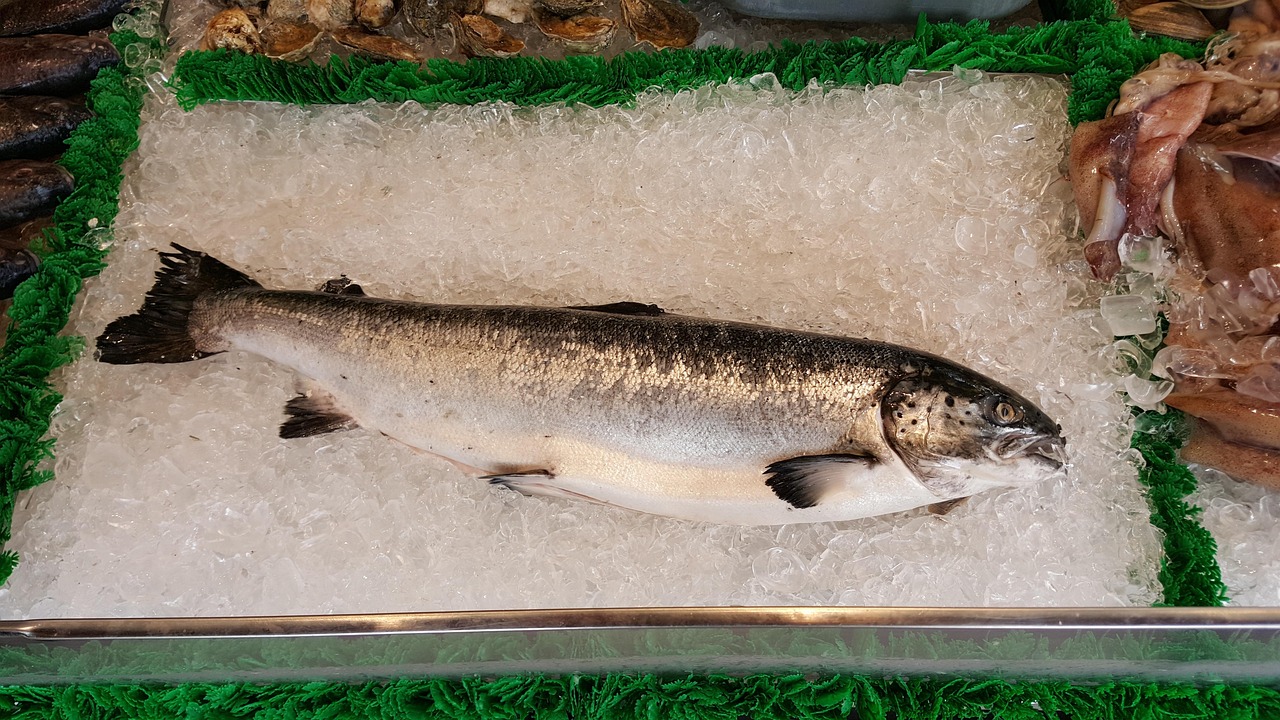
[5,606,1280,640]
[2,607,1280,685]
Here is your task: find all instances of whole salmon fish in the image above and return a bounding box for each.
[97,245,1066,525]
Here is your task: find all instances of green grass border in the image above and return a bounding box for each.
[165,17,1225,609]
[0,0,1266,716]
[5,674,1280,719]
[0,0,1228,611]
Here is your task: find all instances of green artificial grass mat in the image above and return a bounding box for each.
[0,0,1229,615]
[125,13,1230,610]
[4,674,1280,719]
[0,0,1261,714]
[168,18,1203,128]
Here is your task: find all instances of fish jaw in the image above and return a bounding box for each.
[913,449,1066,501]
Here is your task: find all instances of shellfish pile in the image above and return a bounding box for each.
[1072,0,1280,486]
[1119,0,1243,41]
[201,0,699,61]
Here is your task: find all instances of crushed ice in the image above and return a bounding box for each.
[0,74,1163,617]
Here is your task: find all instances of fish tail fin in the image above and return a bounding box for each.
[96,244,260,364]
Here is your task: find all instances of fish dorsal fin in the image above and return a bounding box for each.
[280,387,359,438]
[567,302,665,316]
[764,453,876,509]
[317,276,365,296]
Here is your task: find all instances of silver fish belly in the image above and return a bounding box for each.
[98,246,1067,525]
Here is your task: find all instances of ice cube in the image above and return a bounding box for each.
[954,216,989,255]
[1100,295,1158,337]
[1124,375,1174,411]
[1117,234,1170,276]
[1237,363,1280,404]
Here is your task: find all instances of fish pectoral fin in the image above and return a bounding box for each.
[484,471,609,505]
[927,497,969,516]
[280,389,359,438]
[566,302,665,316]
[764,454,876,509]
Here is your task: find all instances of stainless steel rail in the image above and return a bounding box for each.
[3,606,1280,684]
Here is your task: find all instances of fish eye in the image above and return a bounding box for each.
[991,400,1022,425]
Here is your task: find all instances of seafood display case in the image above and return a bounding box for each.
[8,0,1280,691]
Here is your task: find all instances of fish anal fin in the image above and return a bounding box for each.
[927,497,969,516]
[567,302,665,316]
[764,453,876,509]
[280,387,358,438]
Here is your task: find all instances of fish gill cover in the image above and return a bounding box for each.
[0,0,1225,610]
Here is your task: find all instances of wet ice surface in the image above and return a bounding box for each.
[1191,467,1280,606]
[1,74,1163,617]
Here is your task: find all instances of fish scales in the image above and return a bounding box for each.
[0,96,91,161]
[199,292,886,460]
[0,0,130,36]
[0,34,120,95]
[98,246,1066,525]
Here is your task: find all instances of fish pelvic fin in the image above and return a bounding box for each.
[764,453,877,509]
[485,470,611,506]
[927,497,969,516]
[281,389,359,439]
[96,243,260,364]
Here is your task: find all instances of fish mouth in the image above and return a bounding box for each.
[992,432,1068,470]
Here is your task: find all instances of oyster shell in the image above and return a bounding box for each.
[451,12,524,56]
[200,8,263,53]
[535,0,603,15]
[308,0,354,31]
[620,0,697,49]
[266,0,308,23]
[533,9,615,52]
[215,0,269,9]
[356,0,399,29]
[403,0,481,36]
[484,0,532,23]
[260,20,323,60]
[1126,2,1217,41]
[401,0,442,35]
[1181,0,1249,8]
[332,27,422,60]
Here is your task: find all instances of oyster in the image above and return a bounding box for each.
[401,0,442,35]
[534,0,603,15]
[451,12,524,56]
[620,0,697,49]
[1181,0,1249,7]
[355,0,399,29]
[403,0,480,37]
[1127,2,1217,41]
[484,0,532,23]
[308,0,355,31]
[332,27,421,60]
[265,0,308,23]
[260,20,323,60]
[533,9,615,52]
[200,8,263,53]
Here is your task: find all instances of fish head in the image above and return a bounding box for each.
[880,365,1066,500]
